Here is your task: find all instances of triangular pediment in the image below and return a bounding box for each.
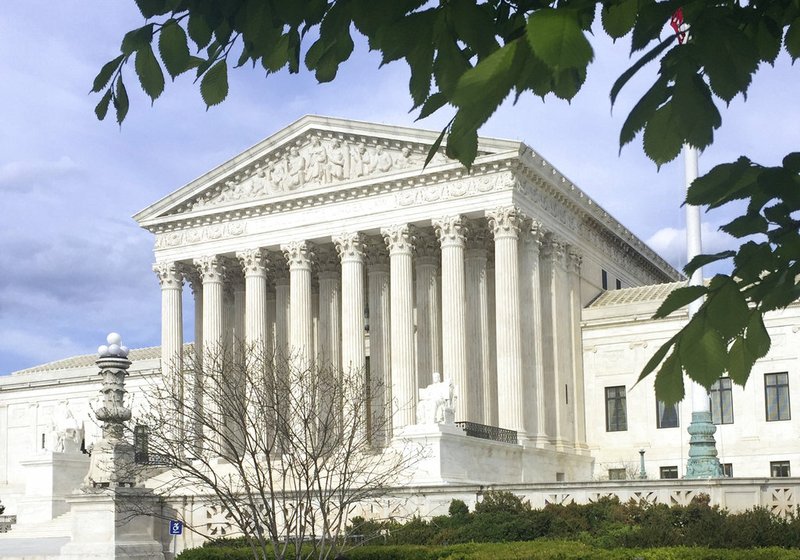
[134,115,522,227]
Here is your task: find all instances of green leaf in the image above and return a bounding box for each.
[783,152,800,173]
[446,0,499,58]
[721,213,769,237]
[653,351,685,405]
[695,19,759,102]
[135,0,169,18]
[744,311,771,360]
[642,101,683,165]
[669,69,720,151]
[262,34,291,73]
[785,17,800,61]
[639,333,678,382]
[686,157,758,208]
[94,88,112,121]
[113,76,129,125]
[417,92,447,121]
[121,24,154,56]
[159,19,191,79]
[610,35,675,107]
[188,12,213,50]
[91,54,124,93]
[752,18,782,65]
[200,60,229,108]
[526,8,593,72]
[619,76,669,148]
[135,44,165,102]
[425,119,452,169]
[679,315,728,386]
[601,0,639,39]
[727,335,756,386]
[684,251,736,276]
[704,277,750,338]
[653,285,707,319]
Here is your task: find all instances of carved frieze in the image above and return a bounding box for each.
[395,173,511,207]
[172,134,454,215]
[154,222,247,249]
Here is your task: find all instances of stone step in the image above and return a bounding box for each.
[0,511,72,539]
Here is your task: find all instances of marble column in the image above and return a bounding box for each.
[433,215,469,422]
[153,262,185,439]
[194,255,226,445]
[465,222,490,424]
[232,268,246,362]
[273,259,290,362]
[382,224,416,431]
[282,241,315,370]
[414,231,441,389]
[367,239,391,443]
[237,249,269,355]
[333,232,366,376]
[520,223,548,445]
[316,247,341,371]
[487,207,525,434]
[153,262,184,386]
[485,251,498,426]
[184,267,204,448]
[539,237,558,442]
[568,248,587,450]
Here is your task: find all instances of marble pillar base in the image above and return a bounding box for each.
[59,487,165,560]
[16,452,90,524]
[394,423,593,485]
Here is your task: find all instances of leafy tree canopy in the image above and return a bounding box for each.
[96,0,800,404]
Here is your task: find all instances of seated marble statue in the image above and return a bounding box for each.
[46,403,84,454]
[416,372,457,425]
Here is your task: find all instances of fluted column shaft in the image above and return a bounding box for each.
[568,249,587,449]
[434,216,469,421]
[485,260,498,425]
[282,241,314,370]
[154,262,184,380]
[415,233,440,389]
[274,275,290,360]
[334,233,366,375]
[465,245,489,424]
[317,270,341,370]
[488,208,525,434]
[521,224,548,445]
[367,246,391,444]
[238,249,269,358]
[382,225,416,431]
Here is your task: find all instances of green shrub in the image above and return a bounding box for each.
[473,490,530,515]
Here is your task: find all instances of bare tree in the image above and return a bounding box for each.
[130,345,419,560]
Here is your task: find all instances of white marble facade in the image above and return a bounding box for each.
[3,116,798,535]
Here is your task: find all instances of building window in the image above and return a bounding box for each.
[709,377,734,425]
[656,400,679,428]
[765,372,790,421]
[601,269,609,290]
[615,278,622,290]
[608,468,627,480]
[134,424,149,463]
[660,466,679,479]
[722,463,733,477]
[771,461,791,477]
[605,386,627,432]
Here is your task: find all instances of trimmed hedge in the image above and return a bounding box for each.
[178,541,800,560]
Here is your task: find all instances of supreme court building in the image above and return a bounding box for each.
[2,116,800,540]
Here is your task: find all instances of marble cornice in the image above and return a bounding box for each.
[513,149,682,283]
[144,154,518,237]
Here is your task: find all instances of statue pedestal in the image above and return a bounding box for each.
[16,452,90,524]
[59,487,165,560]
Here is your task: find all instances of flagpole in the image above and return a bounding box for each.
[683,143,722,478]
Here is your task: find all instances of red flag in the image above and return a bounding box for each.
[670,8,687,44]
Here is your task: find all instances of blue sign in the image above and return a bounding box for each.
[169,520,183,535]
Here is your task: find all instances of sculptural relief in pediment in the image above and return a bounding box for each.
[171,133,458,215]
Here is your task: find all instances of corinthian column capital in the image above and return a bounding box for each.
[487,206,524,239]
[568,248,583,273]
[194,255,226,284]
[153,262,184,288]
[432,215,468,248]
[236,248,269,277]
[333,232,366,263]
[281,240,315,271]
[381,224,416,255]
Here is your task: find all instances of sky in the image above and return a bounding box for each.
[0,2,797,374]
